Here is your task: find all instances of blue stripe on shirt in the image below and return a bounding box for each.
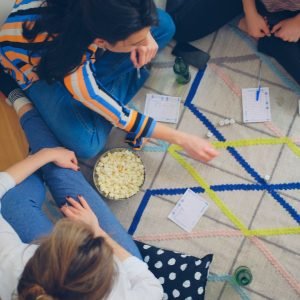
[6,14,38,23]
[146,119,156,137]
[82,63,124,121]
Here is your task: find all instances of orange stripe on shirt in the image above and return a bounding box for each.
[5,51,40,71]
[64,75,76,97]
[6,51,29,63]
[124,110,138,132]
[76,67,120,124]
[135,116,149,140]
[20,63,33,74]
[0,22,24,30]
[64,68,118,125]
[1,21,36,32]
[0,32,48,43]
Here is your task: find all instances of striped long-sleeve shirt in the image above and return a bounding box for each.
[0,0,156,148]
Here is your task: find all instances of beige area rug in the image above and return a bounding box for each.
[45,4,300,300]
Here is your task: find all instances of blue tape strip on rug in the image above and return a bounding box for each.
[184,70,300,223]
[187,102,226,141]
[129,67,300,235]
[188,103,300,223]
[212,184,264,192]
[128,190,152,235]
[213,182,300,192]
[271,182,300,190]
[185,68,206,106]
[268,189,300,223]
[151,187,205,196]
[147,183,300,194]
[128,180,300,235]
[128,182,300,235]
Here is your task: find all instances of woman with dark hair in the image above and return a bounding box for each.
[0,0,218,162]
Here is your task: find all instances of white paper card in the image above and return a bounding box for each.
[144,94,181,124]
[168,189,209,232]
[242,87,271,123]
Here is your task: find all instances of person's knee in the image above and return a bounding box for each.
[155,9,176,48]
[74,142,105,159]
[1,180,46,219]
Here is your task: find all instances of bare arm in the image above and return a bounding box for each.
[152,122,219,162]
[241,0,270,38]
[5,148,79,185]
[242,0,258,15]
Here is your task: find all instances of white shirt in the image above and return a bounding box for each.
[0,172,15,201]
[0,172,163,300]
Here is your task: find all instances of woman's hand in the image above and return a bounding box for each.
[151,123,219,163]
[5,147,79,185]
[45,147,79,171]
[130,32,158,68]
[271,15,300,42]
[179,134,219,162]
[61,195,106,236]
[245,12,270,38]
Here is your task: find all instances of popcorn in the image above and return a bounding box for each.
[94,149,145,200]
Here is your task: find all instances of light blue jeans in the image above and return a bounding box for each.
[1,108,142,258]
[25,9,175,158]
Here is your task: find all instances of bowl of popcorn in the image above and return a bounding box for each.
[93,148,145,200]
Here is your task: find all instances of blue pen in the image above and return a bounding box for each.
[256,85,261,101]
[256,61,262,101]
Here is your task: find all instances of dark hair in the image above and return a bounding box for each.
[23,0,158,82]
[17,219,115,300]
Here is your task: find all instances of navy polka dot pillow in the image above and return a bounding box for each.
[135,241,213,300]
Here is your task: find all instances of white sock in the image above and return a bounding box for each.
[7,89,31,114]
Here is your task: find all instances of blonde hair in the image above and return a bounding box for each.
[17,219,115,300]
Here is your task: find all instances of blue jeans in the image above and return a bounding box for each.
[25,9,175,158]
[1,109,142,258]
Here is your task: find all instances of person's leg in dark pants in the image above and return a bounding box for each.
[1,172,52,243]
[255,4,300,84]
[258,37,300,84]
[167,0,243,42]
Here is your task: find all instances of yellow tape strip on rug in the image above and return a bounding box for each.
[168,144,300,237]
[212,137,300,158]
[168,144,249,235]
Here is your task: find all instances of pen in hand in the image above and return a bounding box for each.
[136,67,141,79]
[134,49,142,79]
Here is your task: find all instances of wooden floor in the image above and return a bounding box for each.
[0,93,28,170]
